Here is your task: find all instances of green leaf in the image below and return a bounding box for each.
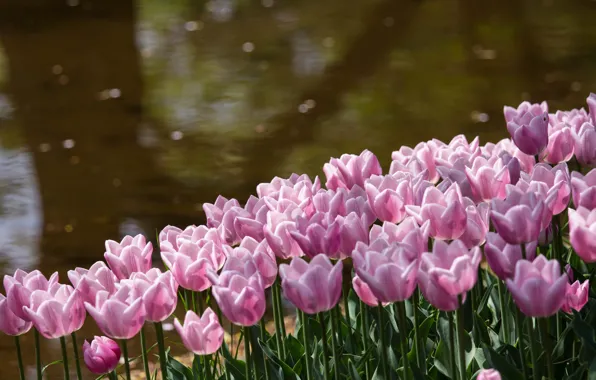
[482,343,523,380]
[220,339,247,380]
[589,357,596,380]
[42,360,63,374]
[167,354,193,380]
[258,338,301,379]
[572,310,596,353]
[348,359,362,380]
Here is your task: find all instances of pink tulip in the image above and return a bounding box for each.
[85,284,146,339]
[352,275,386,307]
[464,156,510,202]
[171,226,227,270]
[323,149,382,190]
[459,201,490,249]
[484,233,537,280]
[263,207,304,259]
[588,93,596,125]
[573,122,596,166]
[68,261,118,305]
[159,225,185,248]
[504,102,549,156]
[520,163,570,215]
[232,196,269,242]
[436,160,474,200]
[257,173,320,199]
[544,124,574,164]
[364,174,414,223]
[208,270,266,326]
[391,142,440,183]
[104,234,153,280]
[500,152,521,185]
[561,279,589,314]
[549,108,591,133]
[568,207,596,262]
[369,218,429,257]
[3,269,59,321]
[161,240,222,292]
[0,293,32,336]
[279,254,343,314]
[23,283,86,339]
[406,183,468,240]
[420,240,481,298]
[477,368,501,380]
[504,101,548,123]
[506,256,567,317]
[83,336,121,374]
[123,269,178,322]
[490,189,545,244]
[202,195,241,229]
[238,237,278,288]
[352,239,419,303]
[174,308,224,355]
[570,169,596,209]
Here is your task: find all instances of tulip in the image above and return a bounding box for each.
[490,189,545,244]
[174,308,224,355]
[82,336,121,374]
[504,101,548,123]
[500,152,521,185]
[202,195,241,229]
[104,234,153,280]
[561,279,590,314]
[549,108,591,132]
[263,207,304,259]
[232,195,269,241]
[506,256,567,317]
[506,109,549,156]
[520,163,570,215]
[238,237,278,288]
[420,240,481,299]
[459,201,490,248]
[588,92,596,125]
[545,125,575,164]
[124,269,178,322]
[405,183,468,240]
[570,169,596,209]
[23,283,86,339]
[392,142,440,183]
[161,240,223,292]
[208,270,266,326]
[323,149,382,190]
[0,293,32,336]
[484,233,537,280]
[3,269,59,321]
[257,173,320,199]
[85,284,146,339]
[573,122,596,166]
[68,261,118,305]
[464,156,510,202]
[369,217,429,257]
[279,254,343,314]
[477,368,502,380]
[568,207,596,262]
[364,174,414,223]
[352,275,385,307]
[352,239,419,303]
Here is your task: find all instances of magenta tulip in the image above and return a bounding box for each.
[352,239,419,303]
[68,261,118,305]
[174,308,224,355]
[85,284,146,339]
[23,283,86,339]
[83,336,121,374]
[568,207,596,262]
[484,233,537,280]
[208,270,266,326]
[506,256,567,317]
[570,169,596,209]
[104,234,153,280]
[279,254,343,314]
[588,93,596,124]
[500,152,521,185]
[0,293,32,336]
[561,279,589,314]
[477,368,501,380]
[3,269,59,321]
[505,101,549,156]
[323,149,382,190]
[504,101,548,123]
[124,269,178,322]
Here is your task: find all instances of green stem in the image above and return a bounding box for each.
[448,312,457,380]
[318,313,331,380]
[396,302,411,380]
[139,326,152,380]
[191,290,197,313]
[329,310,341,380]
[70,332,83,380]
[198,292,206,314]
[195,353,203,380]
[527,319,539,380]
[412,291,424,373]
[552,214,562,339]
[154,322,169,380]
[120,339,132,380]
[456,296,466,380]
[109,371,118,380]
[514,309,528,380]
[243,326,252,380]
[14,336,25,380]
[60,336,71,380]
[333,305,344,348]
[359,301,370,379]
[274,281,287,357]
[271,285,284,356]
[301,311,313,380]
[377,304,389,380]
[34,329,43,380]
[497,280,510,345]
[521,243,527,260]
[342,285,355,350]
[539,318,554,380]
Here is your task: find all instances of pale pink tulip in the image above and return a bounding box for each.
[3,269,59,321]
[477,368,502,380]
[68,261,118,305]
[568,207,596,262]
[124,269,178,322]
[484,233,537,280]
[364,174,414,223]
[0,293,32,336]
[570,169,596,209]
[174,308,224,355]
[561,279,589,314]
[323,149,382,190]
[104,234,153,279]
[83,336,121,374]
[161,240,222,292]
[208,270,266,326]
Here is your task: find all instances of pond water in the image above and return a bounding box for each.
[1,0,596,378]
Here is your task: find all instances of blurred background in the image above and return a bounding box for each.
[0,0,596,377]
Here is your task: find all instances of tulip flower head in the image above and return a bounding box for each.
[174,308,224,355]
[83,336,121,374]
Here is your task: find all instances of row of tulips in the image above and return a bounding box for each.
[2,94,596,380]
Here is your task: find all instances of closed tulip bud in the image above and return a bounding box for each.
[174,308,224,355]
[279,254,343,314]
[83,336,121,374]
[506,256,567,317]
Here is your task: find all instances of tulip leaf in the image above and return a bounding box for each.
[572,310,596,354]
[258,338,301,379]
[476,283,495,315]
[481,343,523,380]
[220,339,247,380]
[348,359,362,380]
[167,354,193,380]
[41,360,63,374]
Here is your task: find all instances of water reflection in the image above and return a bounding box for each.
[0,0,596,377]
